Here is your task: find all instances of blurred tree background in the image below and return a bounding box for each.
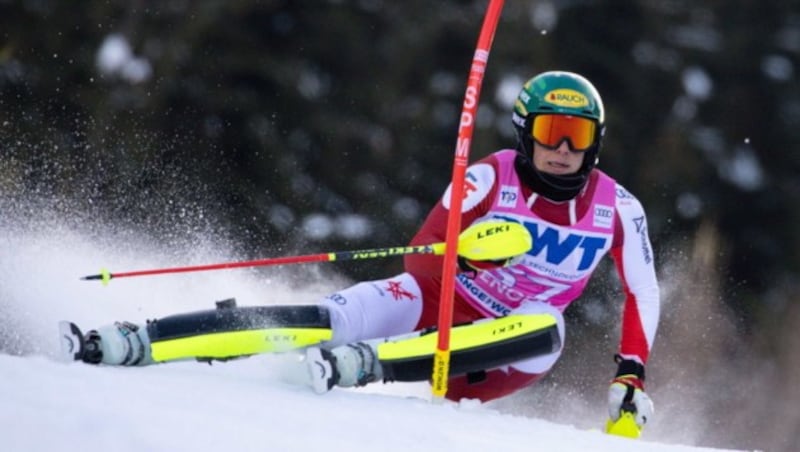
[1,1,798,450]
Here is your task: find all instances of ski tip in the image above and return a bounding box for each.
[58,321,85,362]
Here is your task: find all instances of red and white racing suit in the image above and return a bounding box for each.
[321,149,660,402]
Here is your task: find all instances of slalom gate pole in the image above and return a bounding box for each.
[431,0,505,401]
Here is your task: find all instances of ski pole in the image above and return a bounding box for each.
[80,220,530,285]
[431,0,505,401]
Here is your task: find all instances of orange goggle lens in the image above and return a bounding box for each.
[530,114,597,151]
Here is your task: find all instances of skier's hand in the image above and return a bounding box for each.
[607,355,653,428]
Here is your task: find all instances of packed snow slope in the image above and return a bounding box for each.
[2,353,742,452]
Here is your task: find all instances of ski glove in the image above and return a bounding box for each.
[607,355,654,428]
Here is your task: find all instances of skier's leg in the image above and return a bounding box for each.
[77,271,424,367]
[306,273,424,392]
[320,272,424,347]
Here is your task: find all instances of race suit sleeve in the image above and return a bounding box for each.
[404,155,500,278]
[610,185,661,364]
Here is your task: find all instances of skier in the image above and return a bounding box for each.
[72,71,658,429]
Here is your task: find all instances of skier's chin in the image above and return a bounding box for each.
[541,166,577,176]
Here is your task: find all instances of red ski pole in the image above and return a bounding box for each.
[81,220,529,285]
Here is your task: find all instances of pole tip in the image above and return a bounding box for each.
[80,268,112,286]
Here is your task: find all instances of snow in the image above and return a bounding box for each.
[719,145,764,191]
[297,213,373,240]
[96,34,152,84]
[681,66,713,101]
[0,354,738,452]
[0,227,743,452]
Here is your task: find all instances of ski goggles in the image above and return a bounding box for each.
[530,114,597,151]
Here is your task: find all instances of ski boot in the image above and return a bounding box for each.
[306,342,382,394]
[86,321,153,366]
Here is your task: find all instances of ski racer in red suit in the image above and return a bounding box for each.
[76,71,658,429]
[402,71,659,422]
